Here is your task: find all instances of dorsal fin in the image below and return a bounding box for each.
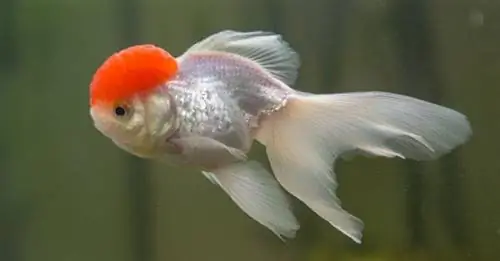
[178,30,301,86]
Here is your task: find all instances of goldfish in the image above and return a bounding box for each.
[89,30,472,243]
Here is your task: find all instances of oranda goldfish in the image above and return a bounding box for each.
[89,30,472,243]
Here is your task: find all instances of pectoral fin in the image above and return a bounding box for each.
[169,136,247,168]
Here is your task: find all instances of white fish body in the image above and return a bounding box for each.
[94,31,473,243]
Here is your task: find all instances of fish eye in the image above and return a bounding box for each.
[114,105,128,117]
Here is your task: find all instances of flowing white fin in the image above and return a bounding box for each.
[255,91,472,243]
[179,30,300,86]
[169,136,247,168]
[203,161,300,239]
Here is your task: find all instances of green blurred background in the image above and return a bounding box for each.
[1,0,499,260]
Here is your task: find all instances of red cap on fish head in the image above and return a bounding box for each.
[89,44,178,106]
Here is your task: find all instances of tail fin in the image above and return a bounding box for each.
[255,91,472,243]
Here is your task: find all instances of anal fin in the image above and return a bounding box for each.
[203,161,300,239]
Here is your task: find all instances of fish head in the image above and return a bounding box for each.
[89,44,180,158]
